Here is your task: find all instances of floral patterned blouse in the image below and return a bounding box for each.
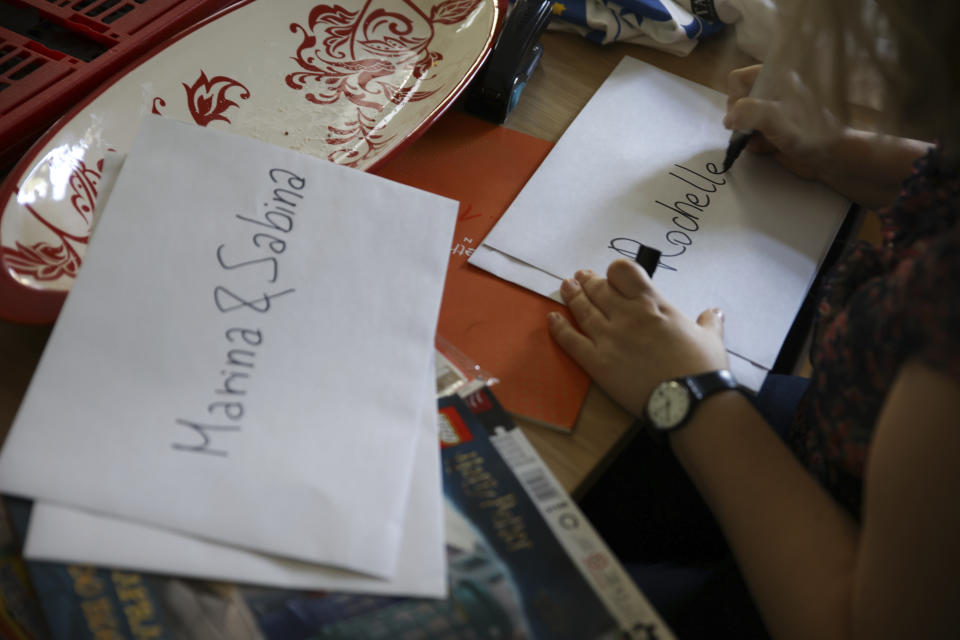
[790,147,960,517]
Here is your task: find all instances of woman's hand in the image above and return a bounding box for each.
[547,259,728,417]
[724,64,826,180]
[725,64,932,209]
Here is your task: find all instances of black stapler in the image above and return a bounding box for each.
[464,0,554,124]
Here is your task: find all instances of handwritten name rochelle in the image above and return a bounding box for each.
[172,168,305,457]
[609,161,727,272]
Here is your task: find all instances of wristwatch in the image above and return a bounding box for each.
[644,369,741,442]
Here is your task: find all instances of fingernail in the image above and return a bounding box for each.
[547,312,562,325]
[574,269,592,280]
[562,278,579,293]
[713,308,724,320]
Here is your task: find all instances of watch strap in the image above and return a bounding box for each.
[685,369,739,401]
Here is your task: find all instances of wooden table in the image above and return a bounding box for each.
[0,28,757,499]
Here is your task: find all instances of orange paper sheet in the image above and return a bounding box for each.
[375,112,590,431]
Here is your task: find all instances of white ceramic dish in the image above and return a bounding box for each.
[0,0,501,322]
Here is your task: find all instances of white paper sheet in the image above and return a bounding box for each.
[24,378,446,597]
[0,116,457,578]
[470,57,849,374]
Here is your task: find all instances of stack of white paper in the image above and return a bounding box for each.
[0,116,457,597]
[469,57,851,389]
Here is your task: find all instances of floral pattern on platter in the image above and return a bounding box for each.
[152,71,252,126]
[1,158,102,282]
[4,71,252,285]
[286,0,483,166]
[0,0,498,318]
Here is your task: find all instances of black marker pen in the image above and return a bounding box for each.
[635,244,661,278]
[722,129,755,172]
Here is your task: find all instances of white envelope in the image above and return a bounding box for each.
[0,116,457,578]
[470,57,849,381]
[24,376,445,597]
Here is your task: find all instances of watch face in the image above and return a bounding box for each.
[647,381,692,430]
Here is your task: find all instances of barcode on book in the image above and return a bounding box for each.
[491,432,562,503]
[519,467,561,503]
[491,432,536,468]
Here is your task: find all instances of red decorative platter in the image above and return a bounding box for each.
[0,0,503,323]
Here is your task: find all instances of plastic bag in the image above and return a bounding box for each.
[435,335,499,398]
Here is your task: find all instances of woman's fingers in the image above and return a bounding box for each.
[724,96,782,137]
[568,263,663,322]
[560,275,608,335]
[547,312,597,370]
[606,258,656,300]
[726,64,763,107]
[696,307,725,338]
[724,96,818,178]
[747,133,779,154]
[574,269,613,315]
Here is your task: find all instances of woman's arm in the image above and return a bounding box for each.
[811,130,931,210]
[549,261,960,640]
[670,360,960,640]
[851,360,960,638]
[668,390,859,640]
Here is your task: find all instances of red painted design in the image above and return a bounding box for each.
[152,96,167,115]
[2,158,101,282]
[2,239,84,281]
[287,0,483,166]
[68,159,100,225]
[325,107,394,165]
[183,72,251,126]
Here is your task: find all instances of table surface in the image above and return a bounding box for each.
[0,28,757,498]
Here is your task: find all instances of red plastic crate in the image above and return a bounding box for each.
[0,0,237,171]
